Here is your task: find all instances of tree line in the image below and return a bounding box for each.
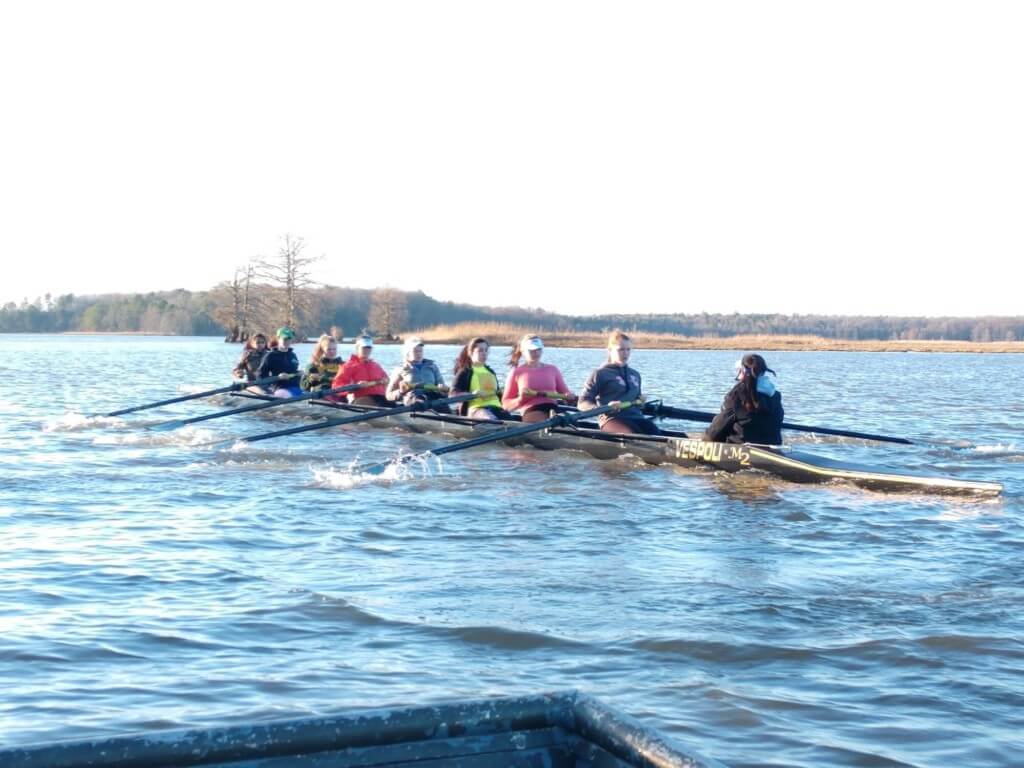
[3,287,1022,343]
[3,236,1020,341]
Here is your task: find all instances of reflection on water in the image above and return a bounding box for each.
[0,336,1022,767]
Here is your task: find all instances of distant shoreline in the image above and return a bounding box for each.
[409,325,1024,353]
[6,330,1020,352]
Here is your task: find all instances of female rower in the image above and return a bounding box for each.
[256,327,301,398]
[704,353,784,445]
[331,335,389,406]
[451,337,510,420]
[578,330,660,434]
[387,336,450,412]
[232,333,268,385]
[301,334,344,392]
[502,335,575,423]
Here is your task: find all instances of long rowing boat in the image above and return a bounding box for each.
[222,393,1003,496]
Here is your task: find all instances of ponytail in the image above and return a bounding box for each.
[507,341,522,369]
[737,353,775,411]
[455,337,489,376]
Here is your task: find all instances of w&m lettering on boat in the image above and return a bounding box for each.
[672,439,751,466]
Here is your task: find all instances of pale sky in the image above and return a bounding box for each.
[1,1,1021,317]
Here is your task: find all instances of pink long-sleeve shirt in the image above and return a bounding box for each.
[502,363,571,414]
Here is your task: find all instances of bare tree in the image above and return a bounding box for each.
[211,264,258,342]
[368,287,409,340]
[253,234,322,334]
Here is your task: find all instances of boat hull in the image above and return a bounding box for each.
[303,402,1003,496]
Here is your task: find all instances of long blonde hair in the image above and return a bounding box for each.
[311,334,336,364]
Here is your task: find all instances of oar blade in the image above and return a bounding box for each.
[148,419,186,432]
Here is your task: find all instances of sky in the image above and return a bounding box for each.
[1,1,1021,317]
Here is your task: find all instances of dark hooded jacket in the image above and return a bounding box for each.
[704,382,784,445]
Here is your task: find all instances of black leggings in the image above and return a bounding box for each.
[522,405,557,423]
[600,416,662,435]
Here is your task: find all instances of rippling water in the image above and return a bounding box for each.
[2,335,1022,767]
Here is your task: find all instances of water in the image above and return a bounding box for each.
[1,335,1022,767]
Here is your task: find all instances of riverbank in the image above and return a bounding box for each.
[409,323,1024,353]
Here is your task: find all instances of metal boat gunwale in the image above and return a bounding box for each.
[0,690,725,768]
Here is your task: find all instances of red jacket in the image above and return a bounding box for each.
[331,355,388,400]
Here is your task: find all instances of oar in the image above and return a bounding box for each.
[99,374,297,417]
[649,403,913,445]
[520,388,574,402]
[353,401,629,476]
[147,380,381,431]
[204,392,479,448]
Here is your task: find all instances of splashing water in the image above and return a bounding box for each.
[91,426,217,447]
[43,412,126,432]
[967,443,1024,459]
[312,453,443,489]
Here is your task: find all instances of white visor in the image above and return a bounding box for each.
[523,337,544,351]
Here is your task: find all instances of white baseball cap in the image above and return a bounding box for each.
[354,336,374,350]
[522,336,544,351]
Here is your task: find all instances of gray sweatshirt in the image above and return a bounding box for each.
[387,359,446,403]
[578,363,644,420]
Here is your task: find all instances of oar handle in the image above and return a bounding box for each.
[521,388,574,401]
[649,403,913,445]
[425,403,618,458]
[102,373,293,417]
[228,392,479,445]
[162,380,373,428]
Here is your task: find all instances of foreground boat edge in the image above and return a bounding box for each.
[0,691,724,768]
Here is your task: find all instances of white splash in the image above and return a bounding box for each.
[43,412,124,432]
[967,443,1023,460]
[92,426,217,447]
[311,453,443,489]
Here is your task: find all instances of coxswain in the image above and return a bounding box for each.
[704,353,784,445]
[578,330,660,434]
[386,337,450,412]
[331,335,389,406]
[256,327,301,398]
[451,337,509,420]
[301,334,344,392]
[502,335,575,423]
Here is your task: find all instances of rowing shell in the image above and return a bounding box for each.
[276,399,1001,496]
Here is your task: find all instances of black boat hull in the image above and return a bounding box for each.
[300,402,1003,496]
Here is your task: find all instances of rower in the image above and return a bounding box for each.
[331,335,390,406]
[704,353,784,445]
[301,334,344,392]
[502,334,576,423]
[256,327,301,398]
[578,330,660,435]
[387,336,450,412]
[232,333,268,390]
[451,337,510,420]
